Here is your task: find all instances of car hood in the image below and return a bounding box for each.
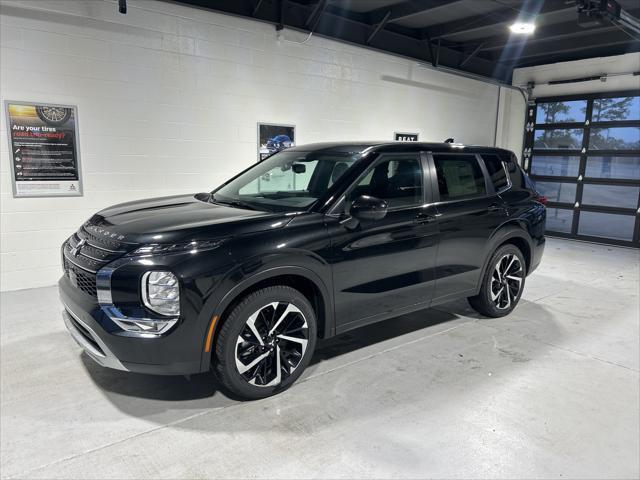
[90,194,294,245]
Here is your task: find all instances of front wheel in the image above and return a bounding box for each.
[468,244,526,317]
[214,286,317,400]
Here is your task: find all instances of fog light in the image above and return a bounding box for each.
[142,271,180,317]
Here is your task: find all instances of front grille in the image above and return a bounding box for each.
[63,258,98,297]
[62,223,136,299]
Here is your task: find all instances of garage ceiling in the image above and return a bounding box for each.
[170,0,640,82]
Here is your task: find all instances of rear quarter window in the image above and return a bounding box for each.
[505,160,527,189]
[481,154,509,192]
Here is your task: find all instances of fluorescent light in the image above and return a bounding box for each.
[509,22,536,34]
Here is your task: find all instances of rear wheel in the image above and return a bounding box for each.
[468,244,526,317]
[214,286,317,400]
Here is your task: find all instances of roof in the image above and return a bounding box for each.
[287,141,514,155]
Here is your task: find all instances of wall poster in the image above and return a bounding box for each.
[5,101,82,197]
[394,132,419,141]
[257,123,295,162]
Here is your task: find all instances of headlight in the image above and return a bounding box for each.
[130,240,223,257]
[141,271,180,317]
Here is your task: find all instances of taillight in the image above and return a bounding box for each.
[535,194,548,205]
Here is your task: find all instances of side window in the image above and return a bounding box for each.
[433,154,486,201]
[348,155,423,209]
[481,154,509,192]
[506,160,526,189]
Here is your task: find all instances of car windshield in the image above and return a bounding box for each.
[212,150,360,212]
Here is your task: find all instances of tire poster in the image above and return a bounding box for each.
[394,132,419,141]
[5,101,82,197]
[258,123,295,162]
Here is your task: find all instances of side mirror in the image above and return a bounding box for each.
[292,163,306,174]
[350,195,388,222]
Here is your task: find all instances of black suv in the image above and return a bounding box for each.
[59,142,545,399]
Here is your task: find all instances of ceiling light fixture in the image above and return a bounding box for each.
[509,21,536,34]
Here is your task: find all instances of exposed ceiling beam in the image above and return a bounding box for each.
[459,42,485,67]
[252,0,264,17]
[170,0,502,77]
[366,10,391,45]
[423,37,436,67]
[368,0,458,25]
[305,0,327,29]
[424,1,574,40]
[510,43,640,69]
[497,30,639,62]
[462,21,620,53]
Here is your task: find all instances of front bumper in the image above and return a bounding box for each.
[62,303,128,371]
[59,275,204,375]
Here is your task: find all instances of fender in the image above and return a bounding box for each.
[474,221,534,293]
[197,261,334,371]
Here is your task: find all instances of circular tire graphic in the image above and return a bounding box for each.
[36,106,71,126]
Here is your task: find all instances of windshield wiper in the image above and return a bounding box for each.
[211,196,261,211]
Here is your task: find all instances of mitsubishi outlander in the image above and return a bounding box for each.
[59,142,546,399]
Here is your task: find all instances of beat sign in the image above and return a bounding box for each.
[394,132,418,141]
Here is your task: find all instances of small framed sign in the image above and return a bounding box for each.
[394,132,419,142]
[5,101,83,197]
[257,123,296,162]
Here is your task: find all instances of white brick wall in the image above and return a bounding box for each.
[1,0,508,291]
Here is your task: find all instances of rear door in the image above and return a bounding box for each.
[429,151,511,300]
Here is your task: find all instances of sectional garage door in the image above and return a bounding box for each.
[522,90,640,247]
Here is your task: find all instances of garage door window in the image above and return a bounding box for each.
[578,212,636,241]
[534,181,577,204]
[546,208,574,233]
[536,100,587,124]
[585,156,640,180]
[530,155,581,177]
[589,127,640,150]
[523,90,640,247]
[533,129,583,150]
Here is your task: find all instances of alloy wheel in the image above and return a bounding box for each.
[38,106,68,122]
[490,254,524,310]
[235,302,309,387]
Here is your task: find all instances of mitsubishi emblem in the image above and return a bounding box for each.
[71,238,86,257]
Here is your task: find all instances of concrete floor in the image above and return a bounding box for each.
[1,238,638,479]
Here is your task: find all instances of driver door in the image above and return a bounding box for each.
[325,152,439,333]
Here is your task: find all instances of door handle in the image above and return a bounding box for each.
[414,213,438,224]
[488,203,504,212]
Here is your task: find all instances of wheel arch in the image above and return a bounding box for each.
[475,223,533,293]
[199,266,333,370]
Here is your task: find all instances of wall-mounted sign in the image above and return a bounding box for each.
[394,132,419,142]
[5,101,82,197]
[258,123,295,162]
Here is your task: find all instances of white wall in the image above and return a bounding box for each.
[1,0,511,291]
[495,86,527,162]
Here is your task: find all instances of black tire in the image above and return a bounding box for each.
[35,106,71,126]
[468,244,526,318]
[214,286,317,400]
